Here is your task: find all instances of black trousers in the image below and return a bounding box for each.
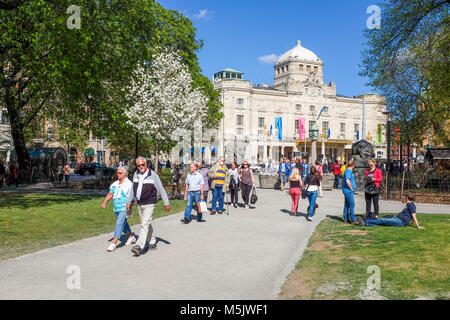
[334,175,340,189]
[365,192,380,217]
[241,183,252,206]
[229,184,239,204]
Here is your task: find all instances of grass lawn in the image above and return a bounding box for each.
[280,214,450,300]
[0,193,185,261]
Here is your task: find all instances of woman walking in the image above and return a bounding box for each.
[288,167,303,216]
[304,166,321,221]
[315,160,324,198]
[228,162,240,208]
[239,161,255,209]
[101,166,136,252]
[364,159,383,219]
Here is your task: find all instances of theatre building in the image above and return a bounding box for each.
[213,40,388,163]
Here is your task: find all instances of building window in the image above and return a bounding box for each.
[232,73,237,79]
[295,120,299,134]
[286,65,289,72]
[322,121,329,132]
[314,66,318,73]
[281,66,285,73]
[309,121,316,131]
[237,74,242,79]
[236,115,244,126]
[277,68,280,75]
[340,123,346,133]
[236,128,243,135]
[1,113,8,124]
[354,124,359,133]
[258,117,265,128]
[306,65,311,72]
[310,105,315,112]
[47,127,54,140]
[299,64,304,70]
[295,104,301,112]
[237,98,244,105]
[226,72,231,78]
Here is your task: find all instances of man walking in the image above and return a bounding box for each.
[277,157,290,191]
[127,157,171,257]
[301,158,309,183]
[209,156,230,215]
[181,162,205,224]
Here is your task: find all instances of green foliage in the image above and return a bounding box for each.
[360,0,449,147]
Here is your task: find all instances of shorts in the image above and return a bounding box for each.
[280,172,287,183]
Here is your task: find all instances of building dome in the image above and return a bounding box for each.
[276,40,320,65]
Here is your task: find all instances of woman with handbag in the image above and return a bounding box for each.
[239,161,255,209]
[364,159,383,220]
[304,166,321,221]
[228,162,240,208]
[289,167,304,216]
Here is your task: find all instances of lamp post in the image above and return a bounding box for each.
[382,111,392,200]
[309,123,319,163]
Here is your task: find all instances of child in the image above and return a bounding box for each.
[358,194,424,229]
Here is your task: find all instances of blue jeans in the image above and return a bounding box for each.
[212,186,225,212]
[185,191,201,221]
[114,211,132,239]
[307,190,318,218]
[366,217,404,227]
[343,189,356,222]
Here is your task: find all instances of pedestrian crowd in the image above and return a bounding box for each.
[99,154,424,256]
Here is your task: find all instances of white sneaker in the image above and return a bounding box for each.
[125,235,136,246]
[245,205,249,210]
[307,216,313,221]
[107,243,117,252]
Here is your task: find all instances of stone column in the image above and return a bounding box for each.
[312,140,317,163]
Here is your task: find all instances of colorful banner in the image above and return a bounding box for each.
[299,118,306,140]
[275,117,283,141]
[317,106,326,121]
[328,128,331,139]
[376,124,382,144]
[357,130,360,141]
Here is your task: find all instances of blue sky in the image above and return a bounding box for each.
[158,0,381,97]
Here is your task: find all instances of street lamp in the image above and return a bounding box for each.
[382,110,392,199]
[309,123,319,163]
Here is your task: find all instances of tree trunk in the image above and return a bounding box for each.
[7,106,31,182]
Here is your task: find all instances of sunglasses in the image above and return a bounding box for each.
[137,164,146,167]
[117,171,124,175]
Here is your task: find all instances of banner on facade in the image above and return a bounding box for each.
[376,124,382,144]
[298,118,306,140]
[275,117,283,141]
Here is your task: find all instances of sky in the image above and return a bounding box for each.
[158,0,382,97]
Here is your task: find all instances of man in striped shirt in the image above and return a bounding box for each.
[209,156,230,215]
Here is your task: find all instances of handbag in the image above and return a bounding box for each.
[250,186,258,205]
[301,184,309,199]
[198,200,208,213]
[365,181,379,195]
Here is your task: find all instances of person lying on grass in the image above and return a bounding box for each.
[357,194,424,229]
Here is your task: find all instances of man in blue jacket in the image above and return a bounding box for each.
[277,157,291,191]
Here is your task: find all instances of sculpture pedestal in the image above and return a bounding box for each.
[259,174,279,189]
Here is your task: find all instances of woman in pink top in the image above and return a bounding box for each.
[364,159,383,219]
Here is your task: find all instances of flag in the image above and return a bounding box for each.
[299,118,306,140]
[317,106,326,121]
[275,117,283,141]
[328,128,331,138]
[357,130,360,140]
[270,125,273,136]
[376,124,382,144]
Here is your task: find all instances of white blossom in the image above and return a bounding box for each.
[125,51,207,146]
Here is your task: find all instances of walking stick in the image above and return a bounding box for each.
[226,187,230,215]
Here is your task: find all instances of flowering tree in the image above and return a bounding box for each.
[125,51,207,171]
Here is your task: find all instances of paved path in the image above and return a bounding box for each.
[0,188,449,300]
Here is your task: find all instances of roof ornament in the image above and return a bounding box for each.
[296,40,301,46]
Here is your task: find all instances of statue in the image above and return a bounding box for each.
[352,140,374,190]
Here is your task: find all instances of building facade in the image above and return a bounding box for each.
[213,41,388,164]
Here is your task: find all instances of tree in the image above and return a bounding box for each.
[360,0,449,147]
[0,0,205,180]
[125,51,208,173]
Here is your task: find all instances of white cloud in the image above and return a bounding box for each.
[193,9,212,20]
[257,54,280,65]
